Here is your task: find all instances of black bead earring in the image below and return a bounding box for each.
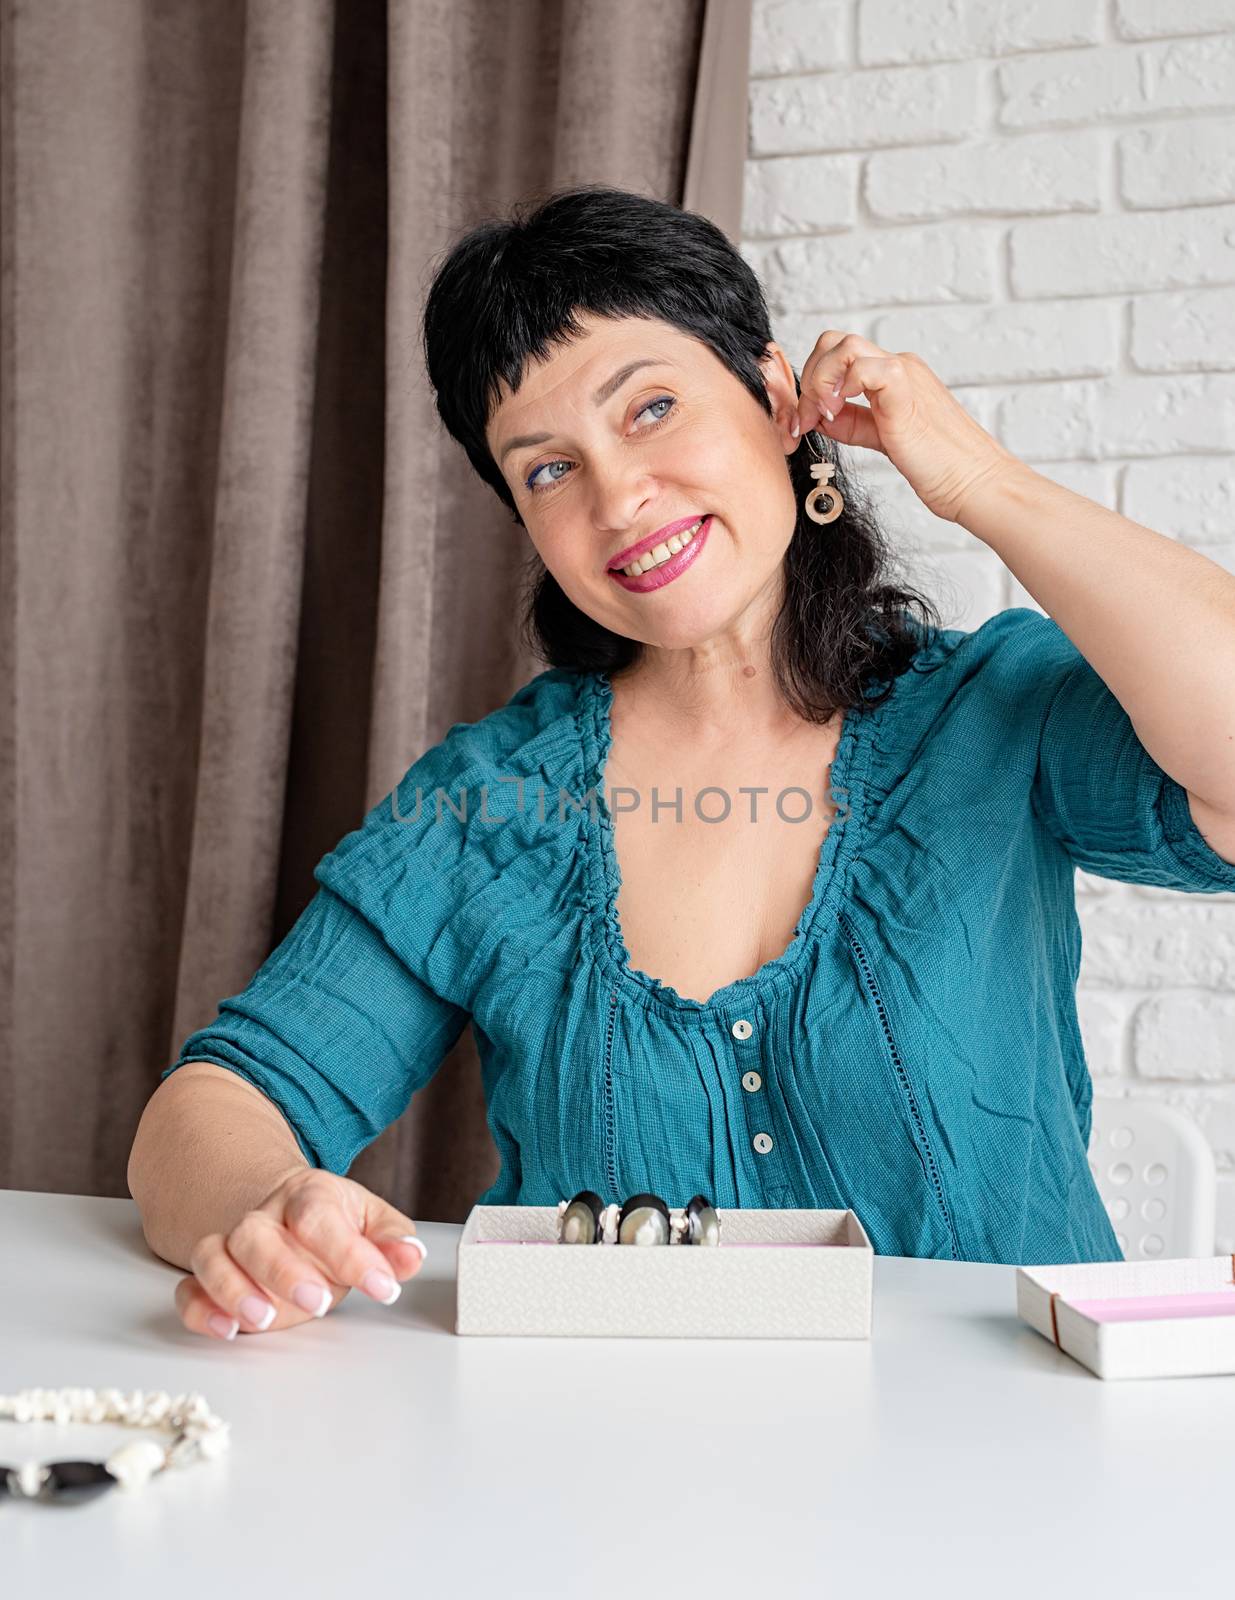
[558,1189,606,1244]
[683,1193,721,1246]
[617,1193,671,1246]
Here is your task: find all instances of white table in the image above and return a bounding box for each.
[2,1189,1232,1597]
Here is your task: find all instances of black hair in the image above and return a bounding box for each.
[421,183,944,719]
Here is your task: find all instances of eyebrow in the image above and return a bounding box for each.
[497,358,674,466]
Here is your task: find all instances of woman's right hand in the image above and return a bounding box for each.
[173,1169,428,1339]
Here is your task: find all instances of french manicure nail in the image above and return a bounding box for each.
[293,1282,332,1317]
[823,408,835,423]
[207,1312,239,1340]
[400,1234,429,1264]
[362,1268,400,1305]
[239,1294,277,1331]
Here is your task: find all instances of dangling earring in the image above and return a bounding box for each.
[802,436,844,525]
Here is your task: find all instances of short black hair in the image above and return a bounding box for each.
[421,183,943,717]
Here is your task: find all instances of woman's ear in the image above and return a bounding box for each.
[758,342,800,445]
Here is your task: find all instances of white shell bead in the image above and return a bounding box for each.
[196,1422,231,1460]
[106,1439,167,1490]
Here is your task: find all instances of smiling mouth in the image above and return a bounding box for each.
[608,515,713,592]
[608,516,707,578]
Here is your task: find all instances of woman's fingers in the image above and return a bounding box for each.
[172,1170,430,1341]
[186,1220,344,1336]
[278,1181,426,1303]
[173,1269,320,1341]
[796,331,891,454]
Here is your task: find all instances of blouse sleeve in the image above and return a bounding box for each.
[1029,620,1235,893]
[162,750,477,1174]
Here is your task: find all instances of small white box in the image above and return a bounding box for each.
[1016,1256,1235,1380]
[455,1205,874,1339]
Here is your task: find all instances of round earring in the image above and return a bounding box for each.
[800,423,844,525]
[804,458,844,525]
[558,1189,606,1244]
[617,1193,671,1246]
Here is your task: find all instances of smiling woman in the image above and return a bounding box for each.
[162,183,1235,1270]
[420,183,942,706]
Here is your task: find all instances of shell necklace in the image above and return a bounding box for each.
[1,1387,230,1501]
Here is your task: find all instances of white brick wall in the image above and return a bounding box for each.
[742,0,1235,1252]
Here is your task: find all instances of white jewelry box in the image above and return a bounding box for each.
[1016,1255,1235,1380]
[455,1204,874,1339]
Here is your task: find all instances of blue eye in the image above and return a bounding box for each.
[524,395,677,494]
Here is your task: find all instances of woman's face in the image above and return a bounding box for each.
[485,312,801,655]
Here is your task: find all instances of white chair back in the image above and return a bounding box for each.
[1088,1096,1216,1259]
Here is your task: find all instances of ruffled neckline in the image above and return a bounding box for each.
[577,665,892,1016]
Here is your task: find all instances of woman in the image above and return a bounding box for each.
[139,185,1235,1341]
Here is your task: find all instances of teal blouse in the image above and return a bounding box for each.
[162,608,1235,1265]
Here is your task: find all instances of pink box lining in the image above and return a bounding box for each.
[1066,1290,1235,1324]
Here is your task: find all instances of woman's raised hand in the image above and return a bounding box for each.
[174,1169,428,1339]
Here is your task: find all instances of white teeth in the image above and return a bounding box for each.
[621,518,704,577]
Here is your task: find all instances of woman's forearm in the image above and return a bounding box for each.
[127,1062,311,1271]
[958,463,1235,814]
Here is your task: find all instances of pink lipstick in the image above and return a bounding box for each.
[608,515,713,593]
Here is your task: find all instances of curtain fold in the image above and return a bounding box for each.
[0,0,753,1218]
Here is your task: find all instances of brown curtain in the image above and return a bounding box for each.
[0,0,752,1218]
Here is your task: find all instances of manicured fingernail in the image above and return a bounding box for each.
[293,1282,332,1317]
[400,1234,428,1265]
[823,408,835,422]
[790,415,800,438]
[362,1268,400,1305]
[207,1312,239,1340]
[239,1294,276,1331]
[831,379,844,396]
